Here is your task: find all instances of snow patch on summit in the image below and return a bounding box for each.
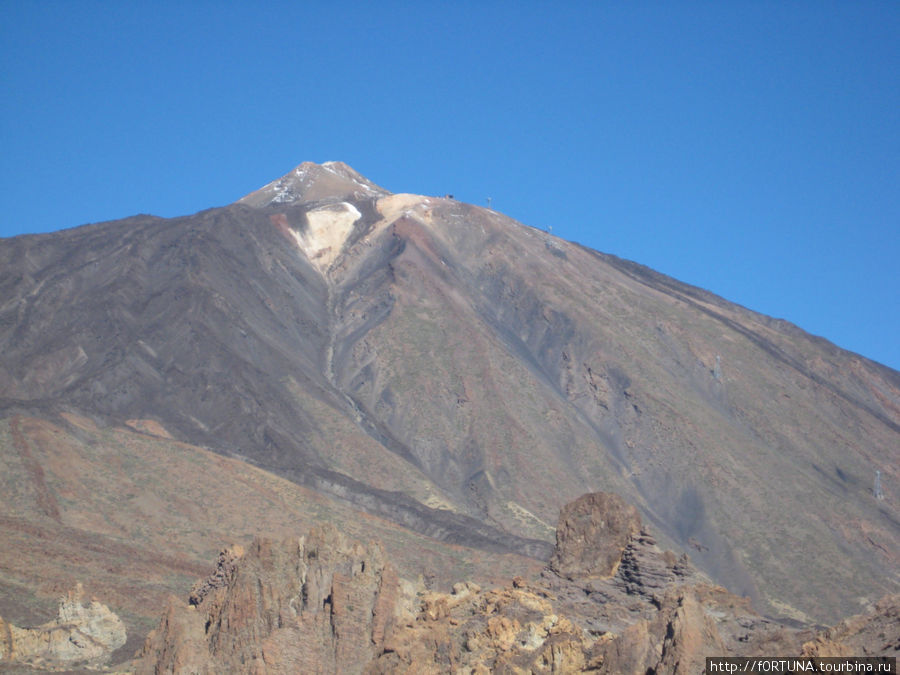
[237,161,388,207]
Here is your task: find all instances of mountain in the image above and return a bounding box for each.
[0,162,897,653]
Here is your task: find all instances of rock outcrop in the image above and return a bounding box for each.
[368,492,806,674]
[549,492,642,580]
[134,525,410,675]
[0,582,126,671]
[801,594,900,657]
[133,493,899,673]
[367,580,601,673]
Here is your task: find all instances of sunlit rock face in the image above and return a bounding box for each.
[134,526,404,675]
[133,493,900,674]
[0,583,126,670]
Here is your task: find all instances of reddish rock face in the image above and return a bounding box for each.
[134,526,404,675]
[549,492,642,580]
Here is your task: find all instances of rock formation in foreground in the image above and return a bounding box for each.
[0,582,126,671]
[132,493,899,674]
[133,528,407,674]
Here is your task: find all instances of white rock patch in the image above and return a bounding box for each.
[376,193,434,224]
[294,201,361,271]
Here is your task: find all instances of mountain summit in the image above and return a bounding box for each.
[237,160,389,207]
[0,162,897,646]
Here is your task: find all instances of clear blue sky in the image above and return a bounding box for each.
[2,1,898,371]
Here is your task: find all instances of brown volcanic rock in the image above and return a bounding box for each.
[549,492,642,580]
[801,594,900,657]
[133,494,896,674]
[0,582,126,671]
[134,526,406,675]
[367,581,602,674]
[593,585,769,675]
[367,550,798,674]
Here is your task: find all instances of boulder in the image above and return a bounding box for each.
[549,492,642,580]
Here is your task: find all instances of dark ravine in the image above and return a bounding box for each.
[0,161,897,642]
[274,464,554,559]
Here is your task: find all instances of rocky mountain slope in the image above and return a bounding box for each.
[1,161,898,647]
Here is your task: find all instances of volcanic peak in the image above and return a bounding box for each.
[237,160,390,208]
[241,162,445,274]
